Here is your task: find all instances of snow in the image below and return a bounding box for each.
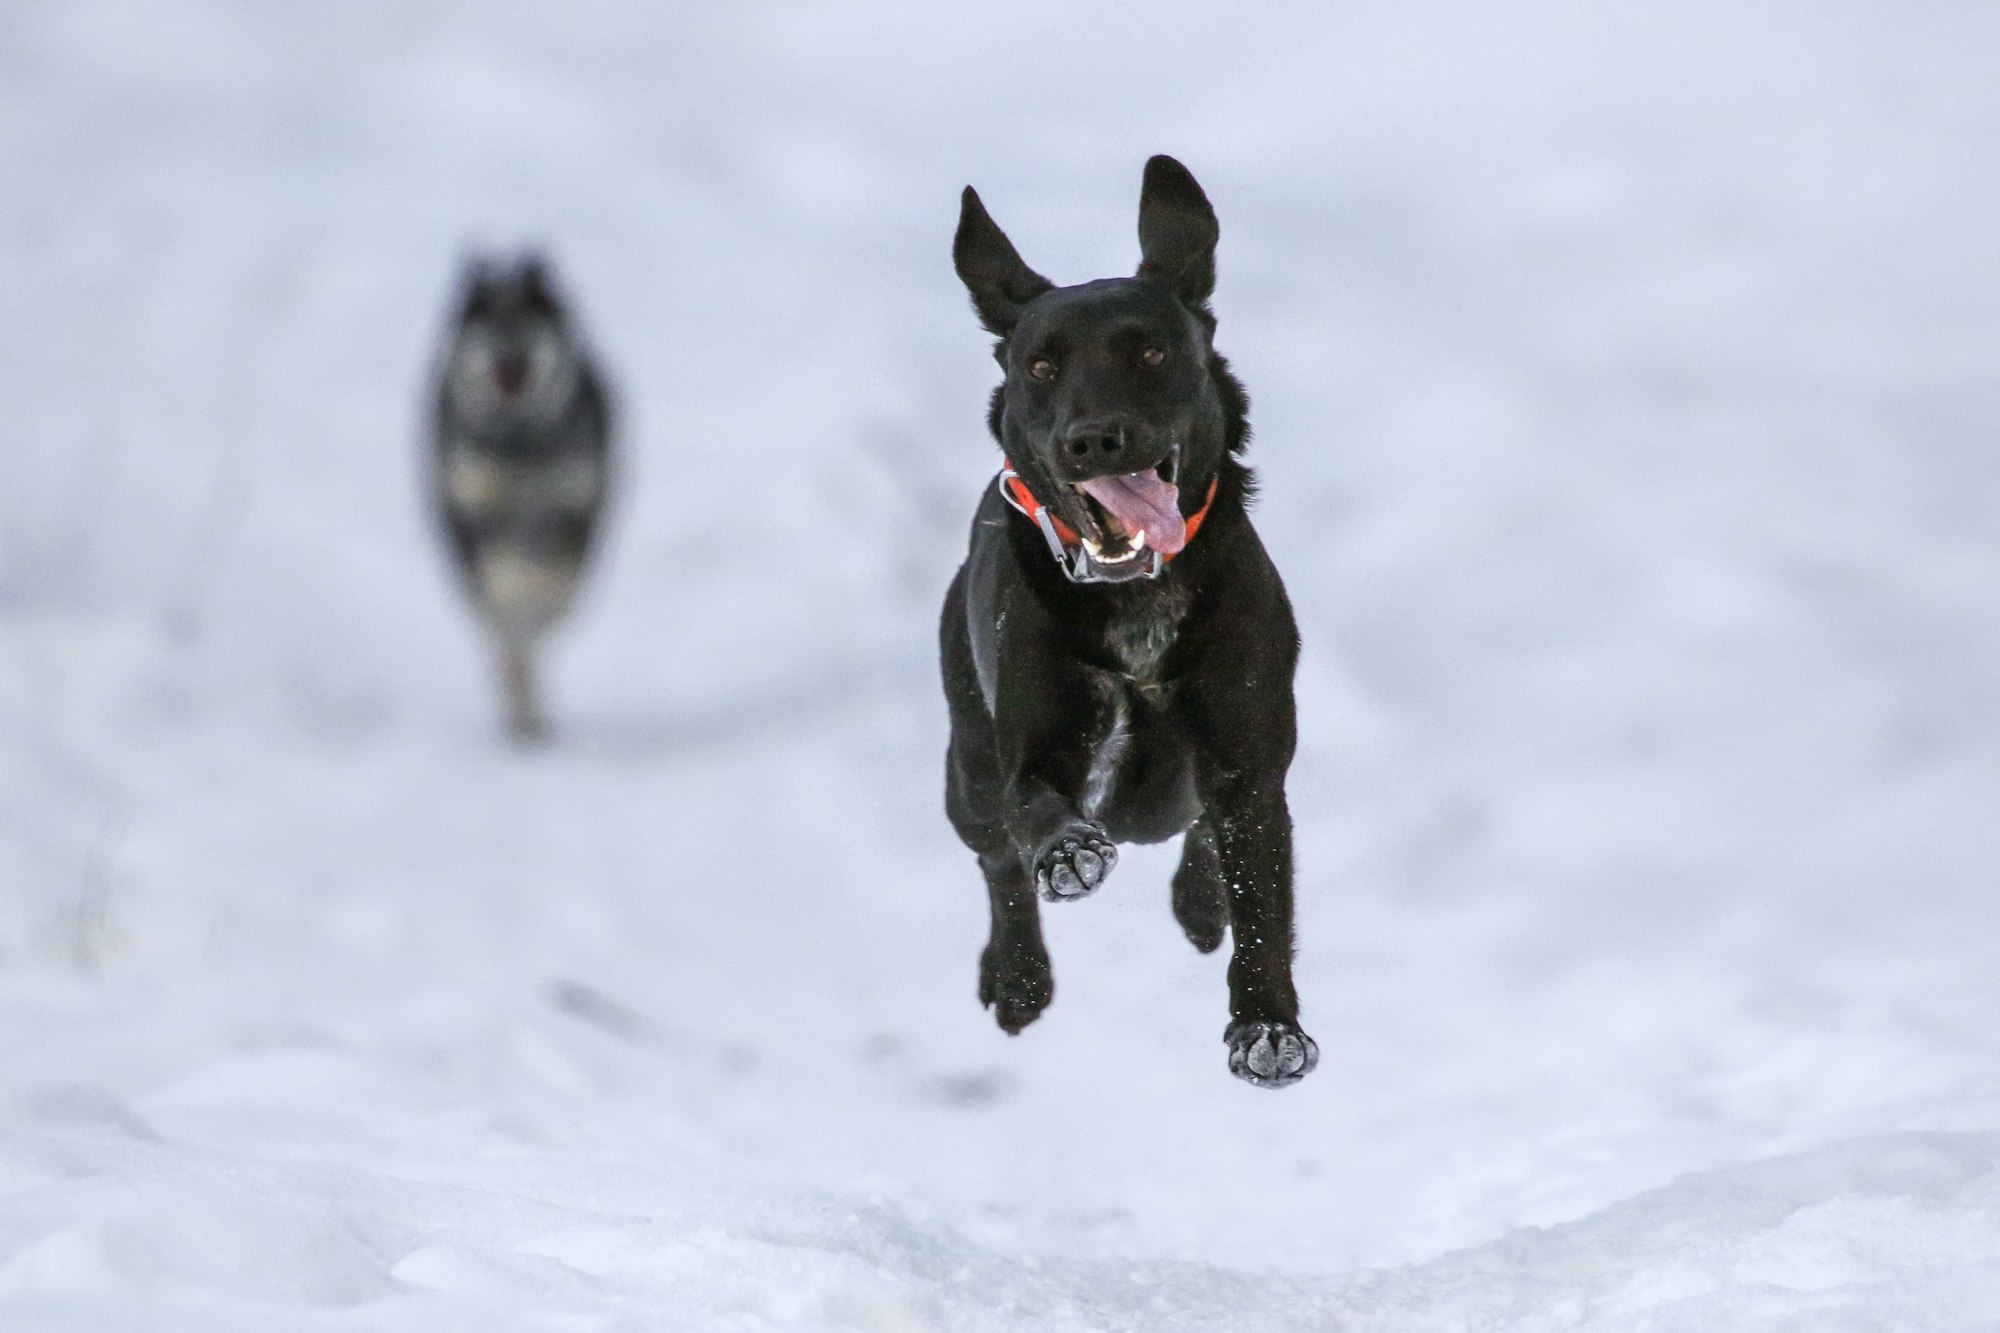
[4,0,2000,1328]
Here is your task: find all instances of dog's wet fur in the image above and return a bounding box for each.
[940,156,1316,1087]
[431,252,613,744]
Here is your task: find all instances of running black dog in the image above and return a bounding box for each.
[939,156,1316,1087]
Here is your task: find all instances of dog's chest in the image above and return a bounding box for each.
[1101,580,1192,695]
[1096,576,1184,712]
[441,443,601,519]
[1075,583,1190,819]
[1105,615,1178,682]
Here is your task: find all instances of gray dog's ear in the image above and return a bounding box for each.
[514,251,562,317]
[1136,155,1218,307]
[954,186,1053,336]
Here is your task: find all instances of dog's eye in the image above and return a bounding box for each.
[1139,346,1167,368]
[1027,357,1057,381]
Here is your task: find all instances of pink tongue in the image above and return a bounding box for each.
[1077,469,1186,555]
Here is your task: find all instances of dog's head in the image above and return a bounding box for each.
[444,252,581,421]
[954,156,1236,573]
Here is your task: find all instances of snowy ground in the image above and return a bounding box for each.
[4,2,2000,1328]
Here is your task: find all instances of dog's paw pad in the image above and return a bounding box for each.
[1034,831,1117,902]
[1226,1020,1319,1088]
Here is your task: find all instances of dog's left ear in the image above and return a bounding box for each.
[1136,155,1218,307]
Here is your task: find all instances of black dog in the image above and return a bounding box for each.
[939,156,1316,1088]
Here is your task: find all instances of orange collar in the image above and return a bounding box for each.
[997,458,1217,583]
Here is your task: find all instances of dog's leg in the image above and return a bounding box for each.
[1194,761,1315,1087]
[1000,680,1120,904]
[990,638,1122,902]
[977,849,1052,1033]
[1208,779,1316,1087]
[944,568,1057,1032]
[1171,816,1228,953]
[500,643,548,745]
[947,721,1055,1033]
[1179,609,1316,1088]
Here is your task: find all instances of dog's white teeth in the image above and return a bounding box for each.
[1083,536,1141,564]
[1131,529,1148,553]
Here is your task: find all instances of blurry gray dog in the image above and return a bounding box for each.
[430,252,613,743]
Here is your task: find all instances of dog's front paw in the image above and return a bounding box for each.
[1225,1020,1319,1089]
[1032,824,1117,902]
[980,942,1053,1034]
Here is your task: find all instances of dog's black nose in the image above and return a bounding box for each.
[1062,425,1126,466]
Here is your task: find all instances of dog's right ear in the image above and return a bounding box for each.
[515,252,562,319]
[953,186,1052,337]
[455,254,500,319]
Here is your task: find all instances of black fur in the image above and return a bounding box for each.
[940,156,1317,1087]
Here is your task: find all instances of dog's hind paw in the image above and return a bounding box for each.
[1033,826,1117,902]
[979,943,1053,1034]
[1225,1020,1319,1089]
[1171,856,1227,954]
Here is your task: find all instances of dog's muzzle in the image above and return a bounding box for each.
[997,456,1216,586]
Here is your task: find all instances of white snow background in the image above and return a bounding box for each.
[4,2,1999,1329]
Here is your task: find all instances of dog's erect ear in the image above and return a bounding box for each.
[954,186,1053,336]
[455,254,501,319]
[1136,155,1218,307]
[515,253,561,318]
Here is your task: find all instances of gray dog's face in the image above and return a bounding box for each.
[445,257,580,423]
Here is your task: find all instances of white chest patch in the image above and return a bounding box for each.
[1108,618,1178,682]
[444,448,602,518]
[1104,579,1191,686]
[1080,689,1133,820]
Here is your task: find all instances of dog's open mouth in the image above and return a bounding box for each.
[493,354,529,400]
[1067,464,1186,565]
